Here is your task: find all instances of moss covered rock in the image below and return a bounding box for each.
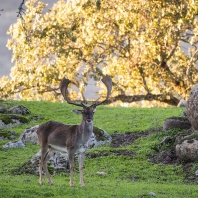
[0,114,29,127]
[176,139,198,162]
[163,117,191,130]
[0,129,16,140]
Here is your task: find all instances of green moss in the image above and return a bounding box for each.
[0,114,29,124]
[0,129,15,139]
[93,126,107,141]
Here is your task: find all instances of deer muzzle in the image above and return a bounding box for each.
[86,119,92,123]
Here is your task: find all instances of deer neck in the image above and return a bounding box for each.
[79,120,93,143]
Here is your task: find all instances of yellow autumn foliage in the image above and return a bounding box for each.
[0,0,197,106]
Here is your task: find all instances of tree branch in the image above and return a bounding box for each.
[17,0,25,18]
[104,93,179,106]
[138,66,150,93]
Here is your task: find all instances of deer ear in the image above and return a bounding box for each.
[72,110,82,115]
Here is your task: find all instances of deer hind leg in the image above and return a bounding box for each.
[68,150,75,186]
[78,153,85,186]
[39,148,53,185]
[39,148,47,185]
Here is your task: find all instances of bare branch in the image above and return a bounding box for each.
[103,94,180,106]
[17,0,25,18]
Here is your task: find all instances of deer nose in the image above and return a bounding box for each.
[86,119,92,123]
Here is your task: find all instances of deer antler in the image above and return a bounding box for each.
[91,75,112,107]
[102,75,112,100]
[60,78,86,107]
[60,75,112,107]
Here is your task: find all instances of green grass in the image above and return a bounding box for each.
[1,176,198,198]
[0,100,198,198]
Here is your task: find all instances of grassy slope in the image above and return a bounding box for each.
[0,100,198,198]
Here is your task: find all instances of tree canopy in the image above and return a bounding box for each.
[0,0,197,106]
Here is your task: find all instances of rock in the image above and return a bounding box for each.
[8,105,30,115]
[0,130,16,140]
[163,117,191,130]
[0,119,21,128]
[195,169,198,176]
[176,139,198,162]
[177,99,187,107]
[0,114,29,128]
[149,192,156,197]
[186,84,198,130]
[0,107,7,113]
[19,125,39,144]
[3,140,25,149]
[90,126,112,147]
[175,131,190,144]
[14,150,69,175]
[96,172,106,175]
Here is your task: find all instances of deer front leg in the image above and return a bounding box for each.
[68,150,75,186]
[78,153,85,186]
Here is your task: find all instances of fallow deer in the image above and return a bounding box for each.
[36,76,112,186]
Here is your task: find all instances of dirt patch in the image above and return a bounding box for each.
[86,150,135,158]
[148,149,178,165]
[110,128,161,148]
